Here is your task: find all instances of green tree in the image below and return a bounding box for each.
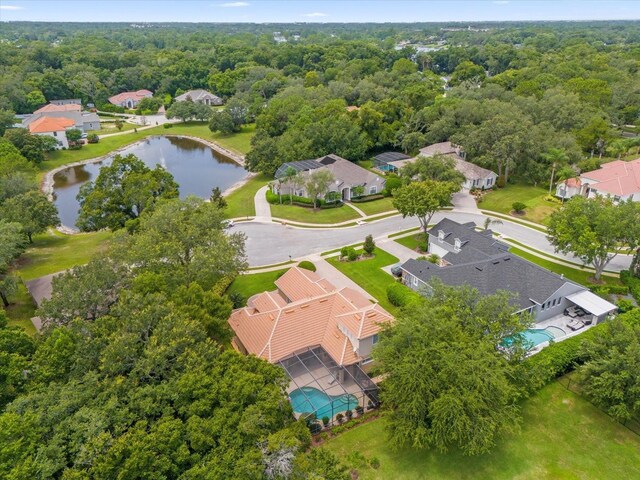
[0,110,16,136]
[578,311,640,422]
[114,118,124,131]
[210,186,227,209]
[0,310,36,408]
[281,166,298,205]
[0,221,27,307]
[542,148,568,194]
[77,154,179,231]
[25,89,46,112]
[363,234,375,255]
[547,196,640,281]
[3,128,46,164]
[400,154,465,185]
[374,283,529,455]
[1,191,59,242]
[305,169,335,209]
[166,100,197,122]
[393,181,458,246]
[66,128,83,147]
[209,110,236,134]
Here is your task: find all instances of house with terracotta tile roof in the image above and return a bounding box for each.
[228,266,392,422]
[34,103,82,114]
[557,159,640,202]
[27,116,76,148]
[108,89,153,109]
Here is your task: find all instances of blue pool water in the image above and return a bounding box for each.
[504,328,557,349]
[289,386,359,420]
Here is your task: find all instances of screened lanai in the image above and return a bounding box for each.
[278,346,379,425]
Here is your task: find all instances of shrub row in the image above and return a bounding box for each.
[386,282,421,307]
[266,190,342,209]
[98,103,126,114]
[589,284,629,296]
[351,194,385,203]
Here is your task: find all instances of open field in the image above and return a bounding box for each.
[16,230,113,281]
[324,380,640,480]
[479,184,560,225]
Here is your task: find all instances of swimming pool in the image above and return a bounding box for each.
[503,328,560,349]
[289,386,359,420]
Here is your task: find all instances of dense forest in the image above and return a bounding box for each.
[1,21,640,479]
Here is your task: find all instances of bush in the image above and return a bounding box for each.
[321,416,330,427]
[351,194,385,203]
[544,194,562,204]
[496,175,506,188]
[355,405,364,416]
[309,422,322,434]
[370,457,381,469]
[297,260,316,272]
[363,235,375,255]
[387,282,409,307]
[87,133,99,143]
[512,201,526,213]
[383,175,402,196]
[335,413,344,424]
[345,409,353,421]
[427,253,439,264]
[163,123,173,129]
[621,270,640,303]
[347,249,359,262]
[617,298,635,313]
[99,103,125,113]
[340,247,350,259]
[229,292,244,309]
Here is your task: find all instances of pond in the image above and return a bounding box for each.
[52,136,247,229]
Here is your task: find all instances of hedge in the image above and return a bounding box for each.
[297,261,316,272]
[386,282,422,307]
[589,284,629,296]
[621,270,640,303]
[266,190,343,209]
[351,194,385,203]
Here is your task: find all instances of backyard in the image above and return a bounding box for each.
[324,380,640,479]
[327,248,402,313]
[478,183,560,225]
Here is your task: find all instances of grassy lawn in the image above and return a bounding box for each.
[508,246,623,287]
[323,380,640,480]
[354,197,397,216]
[3,281,37,335]
[16,230,112,281]
[270,203,361,224]
[395,233,428,253]
[226,269,288,306]
[327,248,401,313]
[224,174,271,219]
[94,121,138,135]
[40,122,255,175]
[479,184,560,226]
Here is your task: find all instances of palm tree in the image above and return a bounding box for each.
[543,148,568,195]
[483,217,503,231]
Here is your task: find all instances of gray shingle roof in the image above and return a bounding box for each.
[174,89,223,104]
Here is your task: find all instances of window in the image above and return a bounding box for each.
[487,178,493,186]
[371,334,379,345]
[362,357,374,365]
[369,186,377,195]
[53,132,57,137]
[412,275,418,287]
[438,230,445,242]
[614,195,621,203]
[454,238,461,252]
[551,299,556,307]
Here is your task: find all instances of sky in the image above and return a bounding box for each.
[0,0,639,23]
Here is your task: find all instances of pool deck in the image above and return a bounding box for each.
[528,313,596,355]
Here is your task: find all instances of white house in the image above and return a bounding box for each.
[557,159,640,203]
[108,89,153,109]
[174,89,223,106]
[27,116,76,149]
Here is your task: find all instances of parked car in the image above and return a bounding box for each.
[223,220,235,229]
[390,263,403,277]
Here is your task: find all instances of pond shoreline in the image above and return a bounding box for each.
[41,134,250,234]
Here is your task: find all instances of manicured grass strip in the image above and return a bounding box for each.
[247,261,296,271]
[224,174,271,219]
[225,269,288,306]
[353,197,397,216]
[321,243,364,257]
[388,227,421,239]
[395,233,427,252]
[4,281,37,335]
[323,380,640,480]
[327,248,400,313]
[40,122,255,174]
[270,203,361,224]
[508,246,623,287]
[17,230,113,281]
[478,183,560,226]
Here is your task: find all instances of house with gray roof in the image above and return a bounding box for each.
[273,154,386,201]
[175,89,223,106]
[400,218,616,325]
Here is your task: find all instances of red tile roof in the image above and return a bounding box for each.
[34,103,82,114]
[108,89,153,105]
[580,159,640,196]
[228,267,393,365]
[28,116,75,133]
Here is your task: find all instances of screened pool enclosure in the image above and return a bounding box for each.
[278,346,379,426]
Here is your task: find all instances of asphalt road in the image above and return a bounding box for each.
[234,211,633,272]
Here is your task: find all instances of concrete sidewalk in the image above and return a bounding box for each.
[253,186,272,222]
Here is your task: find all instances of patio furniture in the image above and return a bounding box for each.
[567,319,585,331]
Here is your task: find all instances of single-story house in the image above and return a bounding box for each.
[23,111,101,132]
[108,89,153,109]
[556,159,640,203]
[50,98,81,106]
[175,89,223,106]
[229,267,392,420]
[273,154,386,201]
[372,151,412,172]
[34,103,82,114]
[401,218,616,328]
[27,116,76,149]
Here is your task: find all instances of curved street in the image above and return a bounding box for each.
[235,210,633,272]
